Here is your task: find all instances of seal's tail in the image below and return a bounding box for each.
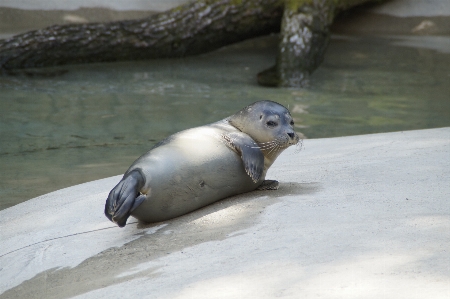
[104,170,146,227]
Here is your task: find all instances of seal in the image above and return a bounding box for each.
[105,100,300,227]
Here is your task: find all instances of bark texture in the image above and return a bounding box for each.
[0,0,283,70]
[278,0,334,87]
[258,0,374,87]
[0,0,376,87]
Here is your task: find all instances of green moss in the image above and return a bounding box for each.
[230,0,243,5]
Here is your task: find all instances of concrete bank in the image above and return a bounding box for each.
[0,128,449,298]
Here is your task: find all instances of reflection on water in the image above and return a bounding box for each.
[1,13,449,210]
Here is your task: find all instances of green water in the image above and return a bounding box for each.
[1,17,449,210]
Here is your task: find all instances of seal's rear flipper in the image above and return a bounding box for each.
[104,170,145,227]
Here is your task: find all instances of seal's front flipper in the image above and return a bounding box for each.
[223,132,264,183]
[104,170,145,227]
[257,180,279,190]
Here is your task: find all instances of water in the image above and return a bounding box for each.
[1,9,449,210]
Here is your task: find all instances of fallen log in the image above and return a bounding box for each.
[0,0,283,70]
[0,0,376,87]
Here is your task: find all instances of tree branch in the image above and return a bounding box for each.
[0,0,283,70]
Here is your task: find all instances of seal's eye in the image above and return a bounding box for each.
[290,120,294,126]
[266,121,277,127]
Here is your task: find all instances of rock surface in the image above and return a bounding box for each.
[0,128,449,298]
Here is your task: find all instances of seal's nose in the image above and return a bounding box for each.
[287,132,295,139]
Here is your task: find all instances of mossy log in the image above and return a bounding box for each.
[258,0,376,87]
[0,0,375,86]
[0,0,283,70]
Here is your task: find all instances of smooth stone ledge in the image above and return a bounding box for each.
[0,0,190,11]
[368,0,450,17]
[0,128,449,299]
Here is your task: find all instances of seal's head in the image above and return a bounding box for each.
[228,100,300,159]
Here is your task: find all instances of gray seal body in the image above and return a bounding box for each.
[105,101,300,227]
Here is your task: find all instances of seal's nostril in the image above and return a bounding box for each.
[287,132,295,139]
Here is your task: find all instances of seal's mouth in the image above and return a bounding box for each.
[257,134,299,156]
[290,132,301,145]
[283,131,300,146]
